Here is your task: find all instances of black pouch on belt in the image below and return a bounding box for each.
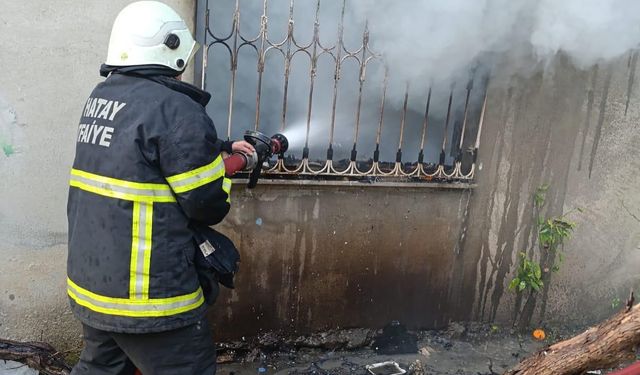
[191,223,240,305]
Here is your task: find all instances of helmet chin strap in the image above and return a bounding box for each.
[99,64,182,78]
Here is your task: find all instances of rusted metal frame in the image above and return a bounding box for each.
[224,1,242,140]
[391,82,419,177]
[330,20,380,175]
[289,0,315,51]
[447,79,473,178]
[264,1,294,174]
[253,0,269,131]
[327,53,362,175]
[280,1,295,134]
[304,0,341,171]
[237,0,264,45]
[200,0,481,182]
[201,0,241,140]
[302,53,336,174]
[276,45,314,174]
[201,0,235,90]
[416,87,432,177]
[372,67,390,176]
[325,0,346,171]
[327,4,366,174]
[303,0,321,154]
[431,89,455,178]
[460,77,490,179]
[347,23,373,175]
[268,2,298,172]
[456,79,473,158]
[330,41,368,176]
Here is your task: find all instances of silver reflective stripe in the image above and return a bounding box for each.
[68,283,204,313]
[167,162,225,192]
[70,174,174,199]
[132,202,151,299]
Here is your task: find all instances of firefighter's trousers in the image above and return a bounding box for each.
[70,316,216,375]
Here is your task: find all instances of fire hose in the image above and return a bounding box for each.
[222,130,288,188]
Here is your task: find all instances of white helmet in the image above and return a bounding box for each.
[106,1,197,72]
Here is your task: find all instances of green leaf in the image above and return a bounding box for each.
[534,264,542,279]
[509,278,520,291]
[519,281,527,292]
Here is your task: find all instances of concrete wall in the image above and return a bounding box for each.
[1,1,639,350]
[212,55,640,339]
[0,0,196,349]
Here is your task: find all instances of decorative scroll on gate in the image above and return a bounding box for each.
[197,0,488,184]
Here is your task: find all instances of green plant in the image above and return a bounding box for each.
[509,253,543,293]
[533,184,549,209]
[538,214,577,272]
[510,184,580,329]
[538,217,576,248]
[611,296,621,310]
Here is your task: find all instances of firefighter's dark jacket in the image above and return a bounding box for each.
[67,70,232,333]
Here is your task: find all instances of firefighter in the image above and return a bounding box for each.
[67,2,252,374]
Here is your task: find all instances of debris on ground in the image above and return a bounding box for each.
[365,361,406,375]
[215,322,550,374]
[5,320,637,374]
[0,339,71,375]
[372,321,418,355]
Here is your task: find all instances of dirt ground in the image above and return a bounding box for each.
[215,323,556,375]
[5,322,636,374]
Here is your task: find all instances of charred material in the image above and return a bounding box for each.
[372,321,418,355]
[0,339,71,375]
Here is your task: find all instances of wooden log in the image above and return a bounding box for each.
[505,294,640,375]
[0,338,71,375]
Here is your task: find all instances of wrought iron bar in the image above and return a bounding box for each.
[198,0,486,183]
[418,87,432,164]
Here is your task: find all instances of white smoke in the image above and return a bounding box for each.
[204,0,640,162]
[350,0,640,85]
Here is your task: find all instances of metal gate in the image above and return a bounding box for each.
[195,0,488,184]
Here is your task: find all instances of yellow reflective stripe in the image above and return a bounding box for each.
[67,290,204,318]
[70,169,176,203]
[129,202,141,298]
[129,202,153,300]
[223,177,232,203]
[166,155,225,194]
[67,278,205,318]
[69,278,201,305]
[71,169,172,191]
[141,202,153,299]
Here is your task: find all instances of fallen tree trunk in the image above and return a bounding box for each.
[0,339,71,375]
[505,294,640,375]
